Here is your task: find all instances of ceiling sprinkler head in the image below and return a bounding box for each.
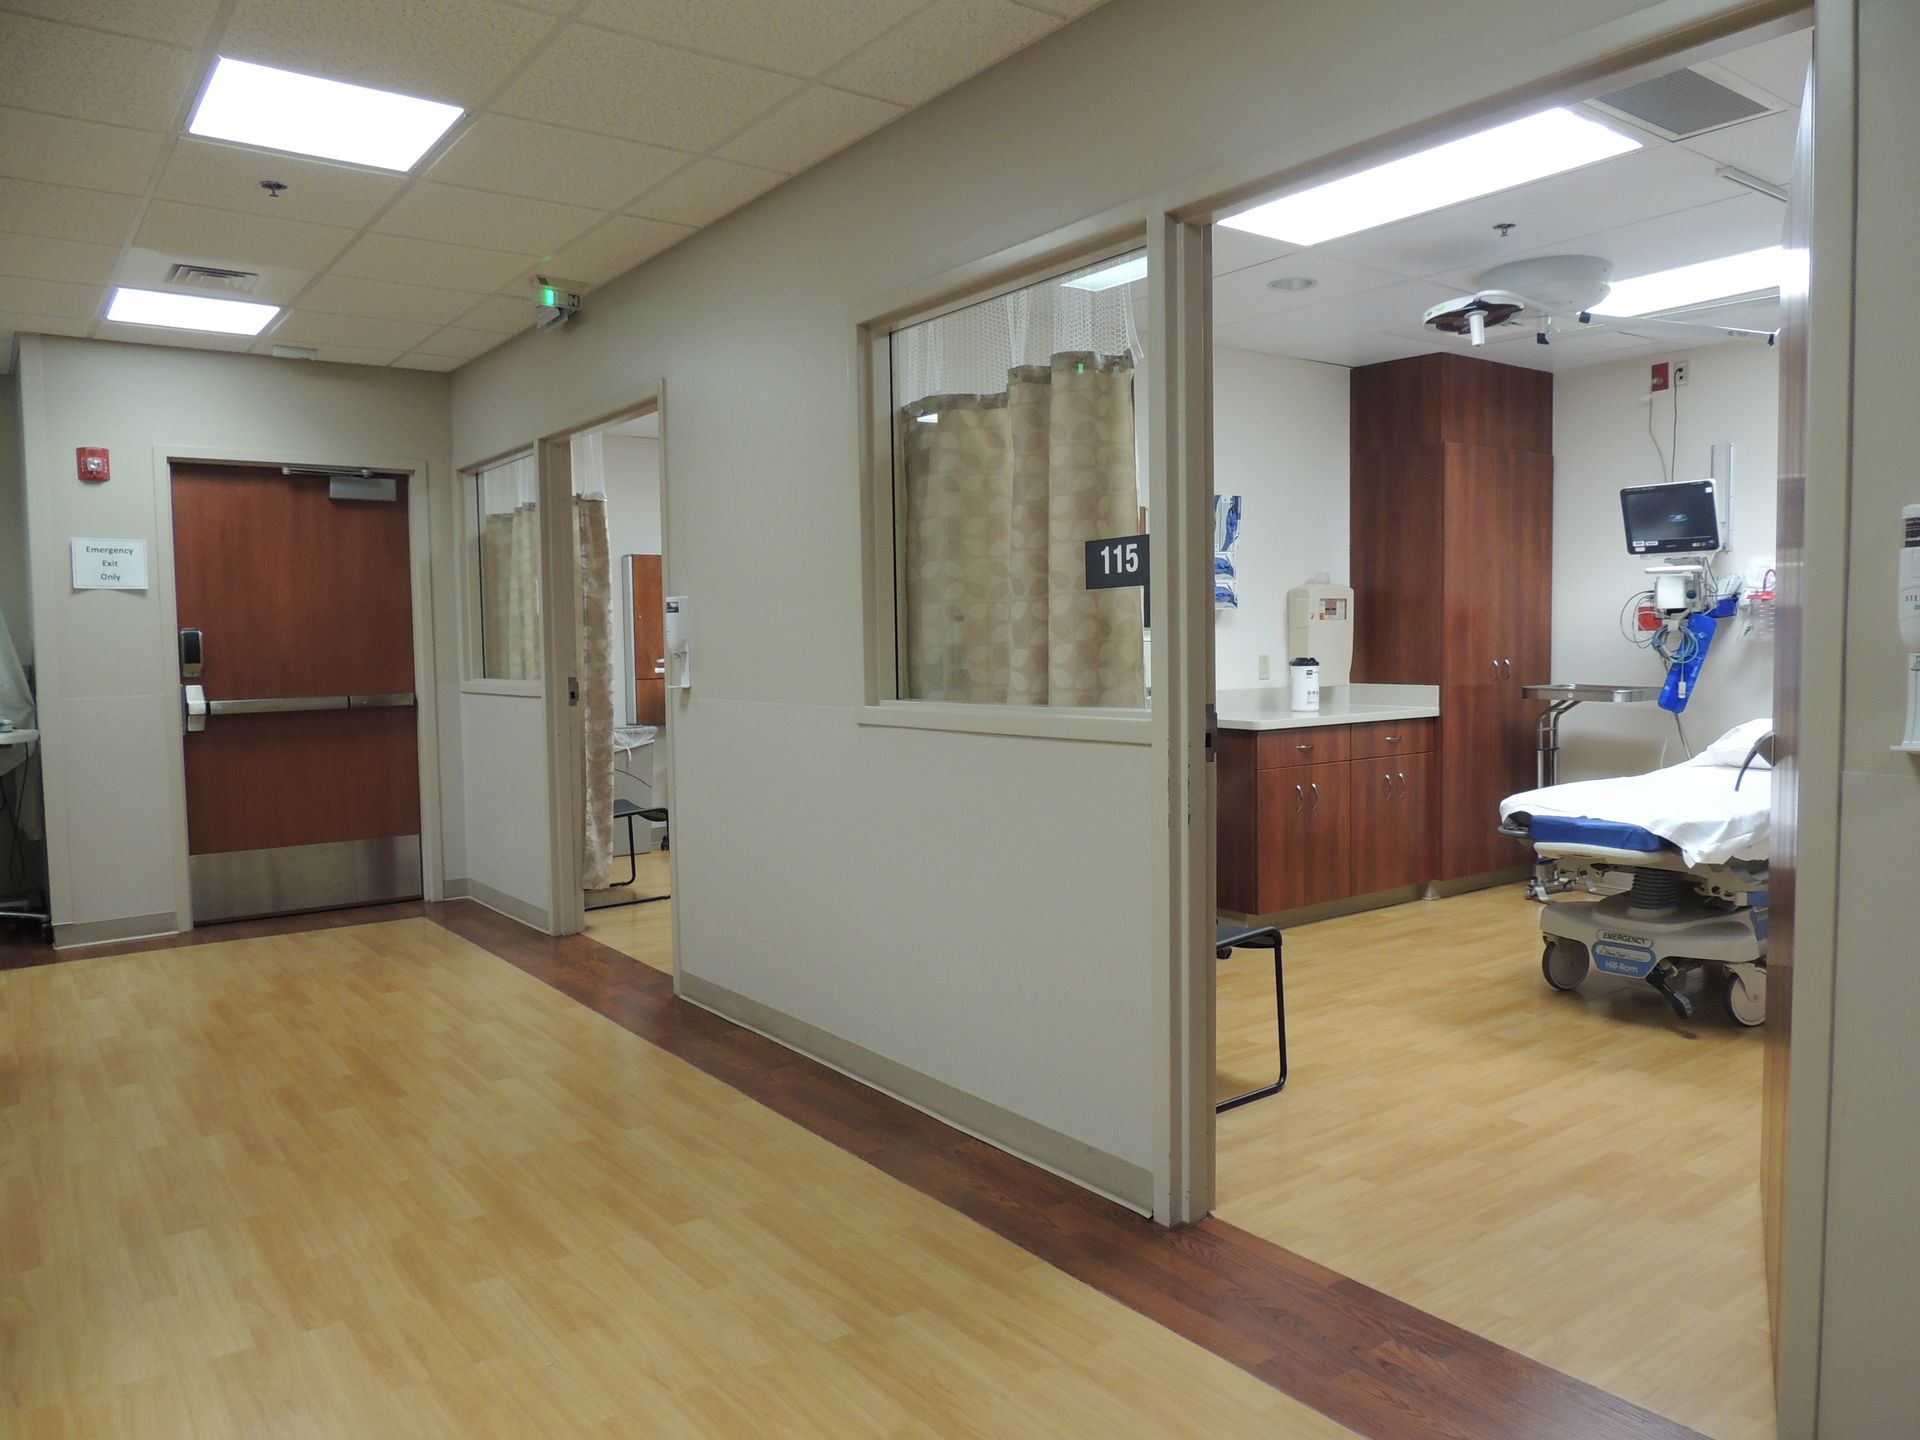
[259,180,288,199]
[1494,222,1517,238]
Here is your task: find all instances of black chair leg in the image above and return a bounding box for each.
[1217,938,1288,1112]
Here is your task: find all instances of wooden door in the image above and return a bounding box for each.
[173,463,421,922]
[1254,760,1349,911]
[628,553,665,727]
[1351,752,1433,893]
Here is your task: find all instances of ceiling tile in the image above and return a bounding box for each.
[411,325,511,359]
[136,201,358,274]
[1513,193,1788,289]
[826,0,1056,107]
[0,232,120,286]
[96,320,258,353]
[580,0,925,76]
[716,86,903,174]
[156,140,406,230]
[1212,226,1297,277]
[1679,110,1799,186]
[1706,28,1811,107]
[427,115,690,209]
[629,157,785,227]
[333,233,533,293]
[0,179,140,245]
[450,294,535,334]
[392,351,465,371]
[375,181,603,257]
[538,216,695,287]
[2,0,221,47]
[499,25,802,152]
[299,274,493,326]
[0,108,167,194]
[1213,278,1459,358]
[0,14,202,129]
[252,341,406,366]
[267,310,439,352]
[1213,253,1410,331]
[220,0,558,108]
[1323,143,1724,281]
[0,276,103,321]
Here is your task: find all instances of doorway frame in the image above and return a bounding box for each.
[147,444,447,931]
[537,388,677,976]
[1163,0,1826,1411]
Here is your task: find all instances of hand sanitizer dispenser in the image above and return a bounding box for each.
[1286,581,1354,688]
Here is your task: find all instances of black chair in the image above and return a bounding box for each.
[586,799,671,910]
[1216,920,1287,1111]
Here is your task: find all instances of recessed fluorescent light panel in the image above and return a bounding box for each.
[1221,108,1641,246]
[190,57,463,172]
[107,286,279,336]
[1588,245,1787,316]
[1062,255,1148,291]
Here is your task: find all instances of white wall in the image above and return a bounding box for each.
[445,0,1788,1211]
[1211,347,1350,690]
[1550,342,1779,780]
[15,338,458,942]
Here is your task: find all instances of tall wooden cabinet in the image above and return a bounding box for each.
[1349,353,1552,881]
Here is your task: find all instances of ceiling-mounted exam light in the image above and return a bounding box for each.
[1221,108,1640,246]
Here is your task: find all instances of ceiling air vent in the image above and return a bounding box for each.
[163,262,261,294]
[1591,67,1775,141]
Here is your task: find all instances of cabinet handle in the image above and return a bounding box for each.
[1383,734,1399,743]
[1309,782,1319,809]
[1295,742,1314,753]
[1383,772,1392,798]
[1491,658,1501,678]
[1397,770,1408,797]
[1294,783,1305,812]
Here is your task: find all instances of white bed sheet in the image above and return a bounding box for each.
[1501,757,1771,867]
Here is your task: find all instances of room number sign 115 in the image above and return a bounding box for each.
[1085,534,1149,591]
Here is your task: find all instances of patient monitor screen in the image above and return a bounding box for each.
[1621,480,1720,555]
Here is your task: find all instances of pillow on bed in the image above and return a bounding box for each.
[1703,718,1775,769]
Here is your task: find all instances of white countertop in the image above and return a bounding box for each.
[0,727,38,747]
[1216,685,1439,733]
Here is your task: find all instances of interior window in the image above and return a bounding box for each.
[474,452,541,681]
[887,250,1149,708]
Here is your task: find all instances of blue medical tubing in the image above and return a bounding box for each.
[1659,594,1740,713]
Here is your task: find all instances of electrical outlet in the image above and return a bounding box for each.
[1673,361,1689,386]
[1257,654,1271,681]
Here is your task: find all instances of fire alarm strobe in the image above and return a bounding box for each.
[76,447,110,482]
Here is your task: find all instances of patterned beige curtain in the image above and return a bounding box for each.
[899,352,1144,706]
[481,504,542,680]
[574,494,616,890]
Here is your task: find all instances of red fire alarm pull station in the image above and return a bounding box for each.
[76,447,110,482]
[1650,362,1671,393]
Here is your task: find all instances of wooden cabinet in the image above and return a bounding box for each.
[1350,751,1434,894]
[1217,723,1434,915]
[1350,352,1551,882]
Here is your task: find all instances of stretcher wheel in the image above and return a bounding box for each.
[1723,967,1767,1027]
[1542,940,1589,992]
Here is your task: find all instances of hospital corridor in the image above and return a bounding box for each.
[3,1,1918,1438]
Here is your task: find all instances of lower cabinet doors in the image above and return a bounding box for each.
[1350,751,1434,894]
[1254,761,1352,913]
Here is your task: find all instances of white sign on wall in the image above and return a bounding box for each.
[70,537,149,591]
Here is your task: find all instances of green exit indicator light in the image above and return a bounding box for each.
[538,284,561,307]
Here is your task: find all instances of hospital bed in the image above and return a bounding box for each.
[1499,719,1772,1026]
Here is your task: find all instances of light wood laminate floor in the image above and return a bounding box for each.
[584,849,673,973]
[3,917,1355,1439]
[1215,885,1770,1440]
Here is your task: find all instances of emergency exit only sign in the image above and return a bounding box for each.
[70,537,149,590]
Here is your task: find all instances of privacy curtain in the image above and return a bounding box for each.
[899,352,1145,707]
[572,480,618,892]
[478,453,542,682]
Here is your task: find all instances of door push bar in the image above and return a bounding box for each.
[182,688,415,731]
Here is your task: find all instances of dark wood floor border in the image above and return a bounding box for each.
[426,900,1707,1440]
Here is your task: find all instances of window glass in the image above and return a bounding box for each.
[475,453,542,681]
[889,250,1148,707]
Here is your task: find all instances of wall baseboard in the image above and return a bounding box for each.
[447,878,551,933]
[53,912,180,950]
[678,971,1155,1216]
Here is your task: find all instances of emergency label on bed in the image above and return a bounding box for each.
[1593,938,1658,979]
